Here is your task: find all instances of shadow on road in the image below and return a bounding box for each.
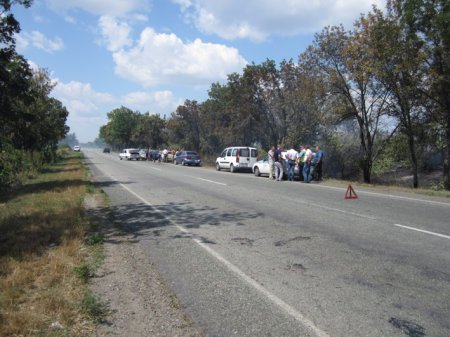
[86,197,263,246]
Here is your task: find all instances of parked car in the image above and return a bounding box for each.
[73,145,80,152]
[147,149,160,161]
[252,152,300,179]
[139,149,148,160]
[174,151,201,166]
[216,146,258,173]
[119,148,140,160]
[103,147,110,153]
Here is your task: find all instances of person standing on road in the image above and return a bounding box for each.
[162,148,168,162]
[298,145,305,182]
[302,145,313,183]
[312,145,324,181]
[268,146,275,180]
[274,144,284,181]
[285,146,298,181]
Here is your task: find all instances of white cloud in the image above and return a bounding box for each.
[45,0,150,18]
[111,27,248,87]
[51,80,182,141]
[174,0,386,41]
[122,90,182,112]
[98,16,133,52]
[24,31,64,53]
[15,34,29,53]
[27,60,39,72]
[51,80,115,118]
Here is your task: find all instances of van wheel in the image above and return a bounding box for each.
[216,163,221,171]
[230,164,235,173]
[254,167,260,176]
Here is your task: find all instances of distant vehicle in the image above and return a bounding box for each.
[174,151,201,166]
[147,149,160,161]
[73,145,80,152]
[103,147,110,153]
[139,149,148,160]
[216,146,258,173]
[119,148,140,160]
[252,151,299,179]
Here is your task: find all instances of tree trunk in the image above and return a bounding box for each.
[407,134,419,188]
[362,156,372,184]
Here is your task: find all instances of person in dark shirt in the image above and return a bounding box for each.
[274,144,284,181]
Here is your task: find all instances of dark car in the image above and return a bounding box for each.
[174,151,201,166]
[147,149,160,161]
[103,147,110,153]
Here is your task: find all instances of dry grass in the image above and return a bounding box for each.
[0,151,99,336]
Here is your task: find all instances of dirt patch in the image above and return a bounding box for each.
[85,194,203,337]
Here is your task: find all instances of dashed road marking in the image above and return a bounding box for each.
[393,224,450,240]
[196,177,227,186]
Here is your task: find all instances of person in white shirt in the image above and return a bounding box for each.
[302,146,313,182]
[285,146,298,181]
[162,148,168,162]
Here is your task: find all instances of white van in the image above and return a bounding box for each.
[216,146,258,173]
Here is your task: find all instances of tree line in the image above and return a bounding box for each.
[100,0,449,190]
[1,1,70,190]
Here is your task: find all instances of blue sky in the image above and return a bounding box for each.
[14,0,384,142]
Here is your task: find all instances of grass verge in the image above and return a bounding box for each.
[0,149,107,336]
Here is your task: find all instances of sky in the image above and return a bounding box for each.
[14,0,385,143]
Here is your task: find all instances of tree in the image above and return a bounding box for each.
[61,133,79,148]
[393,0,450,189]
[101,106,139,148]
[131,113,166,148]
[300,24,393,183]
[367,4,428,188]
[0,0,34,149]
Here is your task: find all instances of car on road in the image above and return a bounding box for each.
[216,146,258,173]
[73,145,80,152]
[252,152,299,179]
[119,148,140,160]
[139,149,148,160]
[103,147,110,153]
[147,149,160,161]
[174,151,201,166]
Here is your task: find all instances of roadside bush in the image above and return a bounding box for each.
[0,146,25,190]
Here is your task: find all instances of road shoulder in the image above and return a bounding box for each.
[85,194,204,337]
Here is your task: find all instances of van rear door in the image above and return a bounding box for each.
[238,148,252,168]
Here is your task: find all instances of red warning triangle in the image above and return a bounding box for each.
[345,184,358,199]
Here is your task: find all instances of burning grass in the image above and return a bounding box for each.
[0,151,103,336]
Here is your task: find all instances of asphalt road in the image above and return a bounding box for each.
[84,149,450,337]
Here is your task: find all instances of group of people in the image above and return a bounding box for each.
[267,145,323,182]
[147,148,186,162]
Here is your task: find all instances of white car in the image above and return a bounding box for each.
[119,148,140,160]
[216,146,258,173]
[252,152,300,178]
[73,145,80,152]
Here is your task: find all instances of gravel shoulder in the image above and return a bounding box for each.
[84,194,204,337]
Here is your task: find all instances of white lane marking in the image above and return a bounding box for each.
[146,166,162,171]
[195,239,330,337]
[196,177,227,186]
[393,224,450,240]
[104,172,329,337]
[312,184,450,207]
[309,202,376,220]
